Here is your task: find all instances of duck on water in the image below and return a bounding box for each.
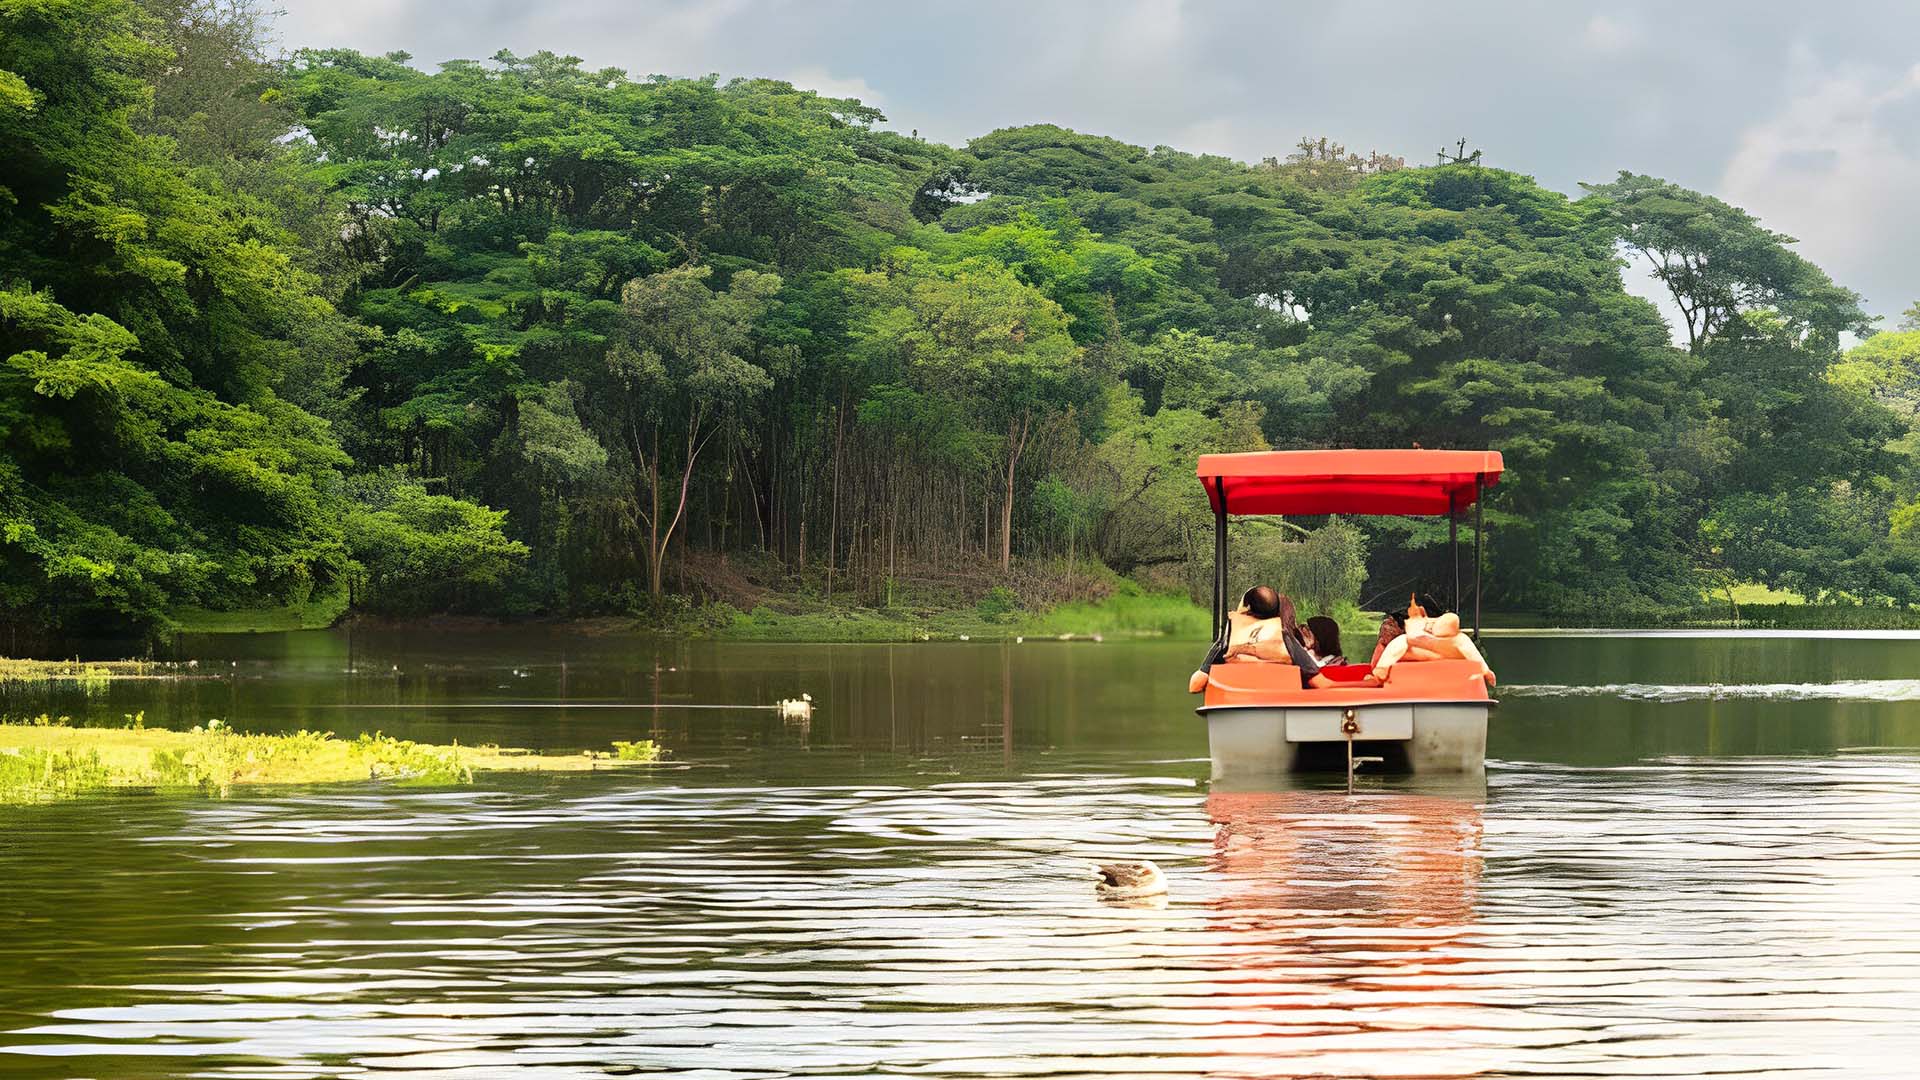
[1094,860,1166,900]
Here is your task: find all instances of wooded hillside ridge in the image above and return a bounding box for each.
[6,0,1920,649]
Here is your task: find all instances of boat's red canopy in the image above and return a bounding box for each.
[1197,449,1503,517]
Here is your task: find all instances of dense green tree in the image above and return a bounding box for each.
[282,50,955,606]
[1582,173,1869,354]
[10,3,1920,642]
[1833,330,1920,425]
[0,0,356,638]
[605,265,780,595]
[344,469,528,614]
[842,252,1085,570]
[0,1,526,641]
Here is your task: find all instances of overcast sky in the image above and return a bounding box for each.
[276,0,1920,323]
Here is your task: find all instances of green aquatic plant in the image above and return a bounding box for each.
[611,740,659,762]
[0,747,114,801]
[350,732,474,784]
[0,659,139,692]
[1,721,661,803]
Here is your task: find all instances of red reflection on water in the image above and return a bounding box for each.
[1206,787,1484,925]
[1201,784,1490,1050]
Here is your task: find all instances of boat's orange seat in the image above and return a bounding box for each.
[1202,658,1491,710]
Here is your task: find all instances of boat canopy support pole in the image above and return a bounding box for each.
[1472,476,1485,640]
[1212,479,1228,641]
[1449,492,1459,616]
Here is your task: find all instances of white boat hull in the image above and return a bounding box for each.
[1204,702,1488,778]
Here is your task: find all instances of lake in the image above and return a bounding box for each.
[4,629,1920,1077]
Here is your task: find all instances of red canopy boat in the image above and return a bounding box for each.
[1195,449,1503,776]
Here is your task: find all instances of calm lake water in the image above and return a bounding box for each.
[5,629,1920,1077]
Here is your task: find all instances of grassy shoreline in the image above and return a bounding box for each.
[166,587,351,634]
[0,720,661,804]
[145,573,1920,645]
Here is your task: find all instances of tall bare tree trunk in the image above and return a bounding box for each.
[649,408,711,597]
[647,427,661,594]
[827,400,844,601]
[1000,411,1032,572]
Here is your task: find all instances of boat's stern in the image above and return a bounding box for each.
[1199,660,1491,776]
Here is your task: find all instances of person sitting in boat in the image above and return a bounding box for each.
[1367,595,1496,686]
[1187,590,1338,692]
[1368,611,1406,669]
[1305,615,1346,666]
[1187,585,1282,693]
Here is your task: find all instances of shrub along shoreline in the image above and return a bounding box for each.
[166,591,1920,644]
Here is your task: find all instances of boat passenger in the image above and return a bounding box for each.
[1199,593,1340,691]
[1368,600,1455,667]
[1369,612,1406,669]
[1368,609,1496,686]
[1187,585,1284,693]
[1305,615,1345,666]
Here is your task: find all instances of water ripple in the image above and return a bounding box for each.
[4,756,1920,1077]
[1503,678,1920,702]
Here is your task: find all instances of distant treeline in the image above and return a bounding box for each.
[6,0,1920,645]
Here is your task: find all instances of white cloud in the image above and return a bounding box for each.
[1582,13,1640,53]
[1175,117,1244,160]
[1720,62,1920,318]
[1096,0,1187,69]
[781,66,884,109]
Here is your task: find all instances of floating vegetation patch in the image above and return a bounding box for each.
[0,718,662,803]
[0,658,213,696]
[611,740,657,761]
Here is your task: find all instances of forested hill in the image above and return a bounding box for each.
[5,0,1920,646]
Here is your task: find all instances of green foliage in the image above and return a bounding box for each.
[0,0,517,643]
[347,731,474,784]
[0,746,113,800]
[168,587,350,633]
[0,5,309,628]
[975,585,1019,621]
[1233,518,1369,615]
[5,2,1919,639]
[0,718,658,802]
[1583,173,1869,353]
[611,739,657,761]
[0,281,352,635]
[1832,330,1920,424]
[344,470,529,614]
[1019,582,1210,639]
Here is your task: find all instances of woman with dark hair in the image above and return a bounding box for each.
[1305,615,1345,666]
[1370,612,1405,669]
[1188,589,1338,692]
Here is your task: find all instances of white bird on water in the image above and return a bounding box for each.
[1094,860,1166,900]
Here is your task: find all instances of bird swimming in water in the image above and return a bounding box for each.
[1094,860,1166,900]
